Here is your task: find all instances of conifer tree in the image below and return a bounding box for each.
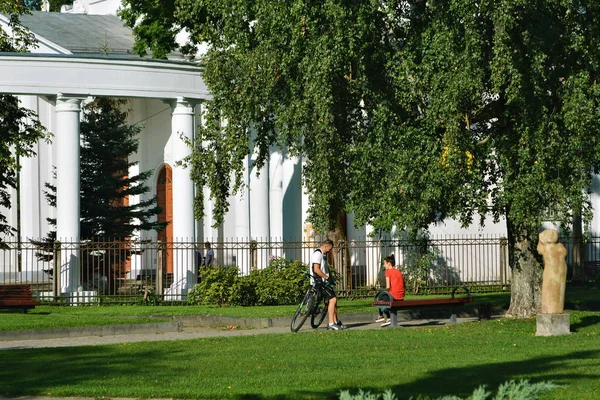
[78,97,165,240]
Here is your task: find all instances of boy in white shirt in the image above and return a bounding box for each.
[311,239,345,330]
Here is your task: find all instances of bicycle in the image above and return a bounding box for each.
[290,275,330,332]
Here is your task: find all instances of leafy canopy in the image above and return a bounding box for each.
[121,0,399,232]
[0,1,47,241]
[121,0,600,242]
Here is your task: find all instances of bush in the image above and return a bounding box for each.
[255,257,307,305]
[338,379,558,400]
[232,270,260,306]
[187,258,308,307]
[188,266,239,306]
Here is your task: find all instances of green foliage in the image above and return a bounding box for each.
[136,287,161,306]
[402,237,443,295]
[118,0,181,59]
[491,380,558,400]
[0,4,47,243]
[339,389,396,400]
[188,257,308,306]
[0,2,36,52]
[338,380,558,400]
[121,1,600,316]
[120,0,397,233]
[255,257,307,305]
[188,266,239,306]
[77,98,166,239]
[231,270,260,306]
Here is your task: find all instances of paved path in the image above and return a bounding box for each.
[0,316,478,350]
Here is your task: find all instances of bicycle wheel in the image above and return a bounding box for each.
[310,297,329,329]
[290,289,317,332]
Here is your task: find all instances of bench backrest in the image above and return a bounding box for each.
[373,297,474,308]
[0,284,36,302]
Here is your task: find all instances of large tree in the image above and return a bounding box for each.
[356,0,600,317]
[0,2,47,244]
[120,0,600,316]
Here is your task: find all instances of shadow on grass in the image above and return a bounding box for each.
[403,320,444,327]
[230,349,600,400]
[571,315,600,332]
[0,339,598,400]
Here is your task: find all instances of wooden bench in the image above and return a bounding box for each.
[0,284,41,313]
[372,286,474,328]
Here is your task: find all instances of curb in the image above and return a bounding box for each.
[0,321,183,342]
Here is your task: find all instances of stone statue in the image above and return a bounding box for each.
[537,229,567,314]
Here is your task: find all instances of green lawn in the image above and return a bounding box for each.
[0,309,599,399]
[0,291,512,331]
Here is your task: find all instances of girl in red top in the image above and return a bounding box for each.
[380,254,405,327]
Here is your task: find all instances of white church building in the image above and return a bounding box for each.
[1,0,598,301]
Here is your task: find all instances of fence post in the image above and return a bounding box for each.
[53,241,61,302]
[499,237,508,287]
[157,244,163,299]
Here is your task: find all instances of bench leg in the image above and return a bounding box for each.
[448,313,457,324]
[390,309,399,327]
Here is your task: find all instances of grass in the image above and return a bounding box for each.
[0,291,511,331]
[0,308,599,399]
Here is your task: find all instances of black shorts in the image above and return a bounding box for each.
[315,278,336,299]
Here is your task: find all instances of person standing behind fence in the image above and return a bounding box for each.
[380,254,405,327]
[311,239,345,330]
[196,250,203,283]
[203,242,214,266]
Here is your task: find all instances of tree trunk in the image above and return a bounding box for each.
[506,220,543,318]
[328,210,350,294]
[572,213,585,283]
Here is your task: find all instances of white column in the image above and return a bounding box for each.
[18,96,41,273]
[235,155,250,272]
[250,157,270,270]
[169,98,196,296]
[55,95,84,295]
[269,148,284,241]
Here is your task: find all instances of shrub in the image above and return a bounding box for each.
[187,258,308,306]
[232,270,260,306]
[337,379,558,400]
[188,266,239,306]
[255,257,307,306]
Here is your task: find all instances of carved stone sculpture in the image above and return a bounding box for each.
[537,229,567,314]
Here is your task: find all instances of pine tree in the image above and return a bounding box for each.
[78,97,165,240]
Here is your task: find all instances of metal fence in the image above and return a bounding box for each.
[0,235,519,304]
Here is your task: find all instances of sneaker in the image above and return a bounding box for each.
[336,320,347,329]
[375,316,386,323]
[328,323,341,331]
[381,320,391,327]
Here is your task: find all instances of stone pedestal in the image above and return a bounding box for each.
[536,313,570,336]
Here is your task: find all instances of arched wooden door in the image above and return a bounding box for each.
[157,165,173,274]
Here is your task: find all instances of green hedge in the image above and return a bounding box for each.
[188,257,309,306]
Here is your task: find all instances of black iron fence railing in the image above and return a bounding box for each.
[0,235,594,304]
